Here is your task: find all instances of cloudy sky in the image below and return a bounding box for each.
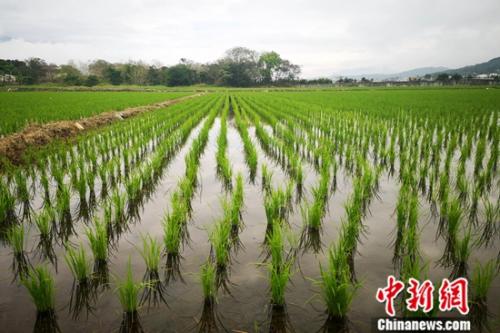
[1,0,499,77]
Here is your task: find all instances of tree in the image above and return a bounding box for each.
[105,67,123,85]
[451,74,463,83]
[25,58,49,84]
[89,60,111,79]
[259,51,282,84]
[146,66,161,85]
[219,47,260,86]
[59,64,83,85]
[166,64,196,86]
[84,75,99,87]
[436,73,450,83]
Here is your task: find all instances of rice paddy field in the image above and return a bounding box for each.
[0,88,499,332]
[0,91,191,136]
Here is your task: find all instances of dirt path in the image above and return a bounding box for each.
[0,93,205,166]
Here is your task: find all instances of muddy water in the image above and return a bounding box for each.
[0,117,499,333]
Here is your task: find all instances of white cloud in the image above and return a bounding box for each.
[1,0,500,78]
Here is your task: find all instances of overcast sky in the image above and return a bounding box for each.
[1,0,500,78]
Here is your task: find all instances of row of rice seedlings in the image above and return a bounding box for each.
[312,242,360,322]
[469,260,499,330]
[0,179,17,228]
[308,158,379,319]
[206,173,245,291]
[85,218,109,284]
[64,243,95,319]
[264,182,294,229]
[209,218,232,271]
[34,207,57,266]
[21,265,58,331]
[301,164,331,231]
[200,261,217,304]
[163,193,188,257]
[232,97,258,182]
[393,185,419,271]
[438,196,474,278]
[245,97,307,190]
[137,234,166,306]
[476,198,499,248]
[13,169,32,220]
[7,95,211,234]
[239,97,303,192]
[227,173,245,232]
[162,99,222,263]
[198,260,221,331]
[116,260,147,332]
[215,97,233,190]
[7,223,30,279]
[261,163,273,195]
[266,222,298,308]
[246,93,491,200]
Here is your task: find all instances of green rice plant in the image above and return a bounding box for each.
[265,221,296,307]
[264,184,294,226]
[125,174,142,207]
[115,259,147,314]
[0,180,16,225]
[65,244,92,283]
[339,196,363,257]
[138,234,162,273]
[228,173,244,228]
[456,172,469,204]
[14,169,30,204]
[393,186,409,265]
[477,198,499,248]
[21,265,55,313]
[268,261,292,307]
[404,191,420,262]
[474,138,486,176]
[267,221,284,269]
[111,190,127,225]
[441,198,463,266]
[39,169,51,206]
[261,164,273,194]
[209,218,232,269]
[35,207,54,240]
[313,243,359,319]
[200,261,217,302]
[75,171,87,202]
[56,183,71,221]
[163,193,188,255]
[233,99,258,181]
[7,224,25,255]
[85,218,108,263]
[301,199,324,231]
[452,229,472,278]
[470,260,498,305]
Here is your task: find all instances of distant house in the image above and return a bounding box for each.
[475,74,489,79]
[0,74,16,83]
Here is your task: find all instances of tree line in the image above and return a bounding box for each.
[0,47,331,87]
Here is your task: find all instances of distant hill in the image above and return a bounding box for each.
[435,57,500,76]
[332,56,500,81]
[332,66,448,81]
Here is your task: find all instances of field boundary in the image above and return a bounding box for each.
[0,92,205,166]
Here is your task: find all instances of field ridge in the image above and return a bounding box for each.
[0,92,205,166]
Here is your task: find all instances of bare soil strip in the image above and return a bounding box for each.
[0,93,205,166]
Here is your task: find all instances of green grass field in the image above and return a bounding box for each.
[0,91,191,136]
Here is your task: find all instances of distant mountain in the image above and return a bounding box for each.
[332,66,448,82]
[435,57,500,76]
